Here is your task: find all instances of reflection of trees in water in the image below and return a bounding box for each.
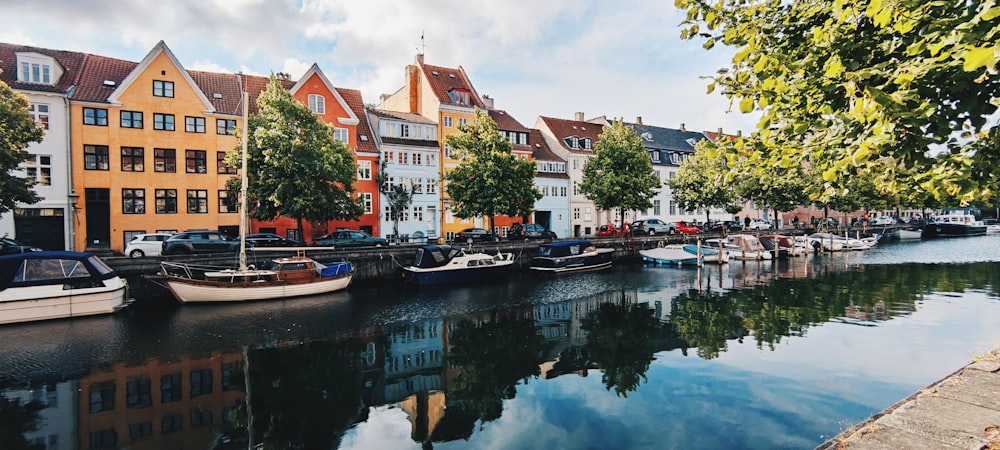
[0,384,44,450]
[240,339,368,449]
[580,291,660,397]
[448,314,551,422]
[671,262,1000,360]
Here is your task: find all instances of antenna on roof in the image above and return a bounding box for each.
[415,31,427,56]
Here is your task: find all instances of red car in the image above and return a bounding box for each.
[672,221,702,234]
[597,223,622,237]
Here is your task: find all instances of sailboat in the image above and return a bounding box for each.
[159,92,353,303]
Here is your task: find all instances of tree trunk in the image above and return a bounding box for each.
[296,217,304,244]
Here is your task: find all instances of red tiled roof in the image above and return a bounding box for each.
[70,53,138,103]
[420,62,484,108]
[188,71,245,116]
[537,116,606,154]
[336,87,378,153]
[703,129,742,142]
[488,109,529,132]
[368,108,435,124]
[0,42,87,95]
[530,129,569,180]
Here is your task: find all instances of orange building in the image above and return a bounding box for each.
[251,65,380,241]
[486,104,534,236]
[70,41,246,252]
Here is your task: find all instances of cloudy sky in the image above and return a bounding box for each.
[0,0,759,135]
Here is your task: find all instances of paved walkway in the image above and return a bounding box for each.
[818,349,1000,449]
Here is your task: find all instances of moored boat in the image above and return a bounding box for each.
[530,240,614,273]
[705,234,772,260]
[640,245,700,266]
[681,243,729,264]
[0,251,131,325]
[922,208,988,238]
[896,228,923,240]
[402,245,515,285]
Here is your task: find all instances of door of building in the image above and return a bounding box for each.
[84,188,111,249]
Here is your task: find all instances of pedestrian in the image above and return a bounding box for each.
[744,216,751,230]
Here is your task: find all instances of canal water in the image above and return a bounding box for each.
[2,235,1000,449]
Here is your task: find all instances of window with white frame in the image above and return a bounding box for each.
[653,200,661,215]
[20,61,52,84]
[412,178,423,194]
[23,155,51,186]
[426,178,437,194]
[357,160,372,180]
[573,207,580,220]
[426,154,436,166]
[573,181,579,196]
[413,153,423,165]
[584,208,592,221]
[361,192,372,214]
[383,151,394,163]
[28,103,49,130]
[444,144,452,159]
[398,152,409,165]
[443,116,453,127]
[399,123,410,137]
[519,133,528,145]
[560,186,567,196]
[413,206,424,222]
[669,201,676,215]
[651,151,660,162]
[333,127,349,144]
[458,117,467,127]
[308,94,325,114]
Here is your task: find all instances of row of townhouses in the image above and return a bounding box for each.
[1,41,731,254]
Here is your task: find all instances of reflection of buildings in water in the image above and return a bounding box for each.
[3,381,75,449]
[77,351,245,449]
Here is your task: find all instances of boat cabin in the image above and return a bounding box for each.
[0,251,119,291]
[411,245,465,269]
[537,240,595,258]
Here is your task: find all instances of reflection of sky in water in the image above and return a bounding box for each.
[342,246,1000,449]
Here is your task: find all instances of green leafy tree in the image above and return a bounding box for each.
[227,76,362,239]
[732,148,811,227]
[669,139,737,223]
[676,0,1000,204]
[0,76,43,215]
[579,120,660,228]
[374,158,415,243]
[444,108,541,233]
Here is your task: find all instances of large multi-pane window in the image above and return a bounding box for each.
[122,189,145,214]
[216,119,236,135]
[84,145,109,170]
[425,178,437,194]
[153,80,174,97]
[120,110,143,129]
[219,190,236,213]
[28,103,49,130]
[333,127,348,143]
[217,152,236,174]
[187,190,208,213]
[361,192,372,214]
[155,189,177,214]
[653,200,661,216]
[185,116,206,133]
[154,149,176,173]
[153,113,175,131]
[357,160,371,180]
[185,150,207,173]
[443,116,453,127]
[20,61,52,84]
[121,147,144,171]
[308,94,325,114]
[83,107,108,126]
[23,155,51,185]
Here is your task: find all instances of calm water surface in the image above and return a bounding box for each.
[2,234,1000,449]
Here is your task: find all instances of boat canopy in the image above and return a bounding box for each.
[538,240,594,258]
[412,245,465,268]
[0,251,118,290]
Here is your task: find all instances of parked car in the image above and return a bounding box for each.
[630,218,674,235]
[161,230,239,255]
[454,227,498,243]
[709,220,743,232]
[124,232,173,258]
[314,230,388,248]
[245,233,301,247]
[870,216,897,226]
[747,219,773,230]
[0,237,42,255]
[597,223,624,237]
[672,221,702,234]
[508,223,557,240]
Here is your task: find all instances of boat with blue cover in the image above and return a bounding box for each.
[640,245,700,266]
[529,240,614,273]
[0,251,131,324]
[402,245,515,286]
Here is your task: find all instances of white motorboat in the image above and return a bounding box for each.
[403,245,515,285]
[0,251,131,324]
[640,245,701,266]
[705,235,772,260]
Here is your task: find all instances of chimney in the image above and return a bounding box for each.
[407,65,419,113]
[574,112,585,121]
[680,123,686,131]
[415,53,424,65]
[481,94,494,109]
[636,116,643,126]
[737,130,742,137]
[380,93,391,103]
[717,127,723,135]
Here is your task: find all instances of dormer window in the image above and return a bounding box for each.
[308,94,325,114]
[582,138,591,149]
[448,89,471,106]
[15,52,61,86]
[651,151,660,162]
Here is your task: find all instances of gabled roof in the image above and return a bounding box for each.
[703,129,742,142]
[529,129,570,180]
[107,41,214,112]
[625,122,709,152]
[290,64,359,126]
[336,87,378,153]
[188,71,245,116]
[420,62,484,108]
[0,42,87,95]
[70,53,137,103]
[537,116,606,155]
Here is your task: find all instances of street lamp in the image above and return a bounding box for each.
[68,189,80,251]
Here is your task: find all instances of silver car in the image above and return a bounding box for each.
[124,233,173,258]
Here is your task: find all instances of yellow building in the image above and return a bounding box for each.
[378,54,486,240]
[70,41,246,252]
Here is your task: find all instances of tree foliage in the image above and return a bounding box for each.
[579,120,660,226]
[669,139,737,223]
[227,76,362,238]
[444,108,541,231]
[731,142,811,225]
[0,76,43,215]
[676,0,1000,204]
[375,158,415,241]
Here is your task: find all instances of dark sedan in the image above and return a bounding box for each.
[314,230,387,248]
[245,233,301,247]
[455,228,498,243]
[0,237,42,255]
